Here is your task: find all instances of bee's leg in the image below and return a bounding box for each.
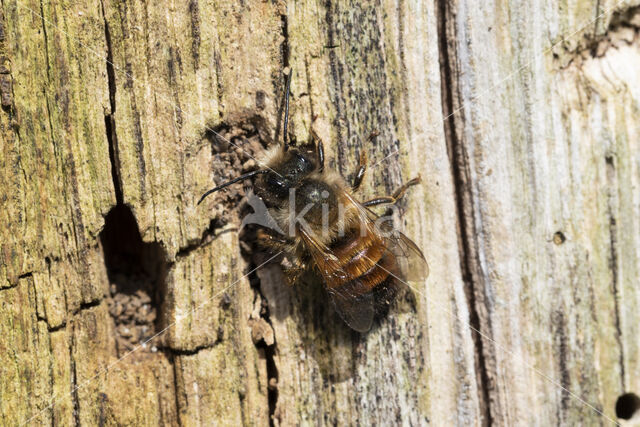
[310,128,325,172]
[391,175,422,199]
[256,228,288,249]
[257,228,303,284]
[283,265,304,285]
[352,151,367,191]
[362,176,421,207]
[352,131,378,191]
[283,259,307,285]
[365,129,380,143]
[362,197,393,207]
[317,139,325,172]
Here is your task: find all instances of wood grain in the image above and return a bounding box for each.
[1,0,639,425]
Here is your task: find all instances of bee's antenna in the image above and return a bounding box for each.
[283,69,293,151]
[197,169,269,205]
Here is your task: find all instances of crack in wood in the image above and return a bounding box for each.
[101,0,123,205]
[38,0,51,81]
[73,299,102,315]
[188,0,201,71]
[272,10,291,150]
[551,310,571,417]
[48,322,67,333]
[594,0,602,37]
[246,259,280,426]
[605,154,626,390]
[161,340,222,356]
[69,324,81,427]
[436,0,493,425]
[280,8,290,69]
[324,1,346,174]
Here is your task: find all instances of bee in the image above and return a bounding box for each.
[198,72,428,332]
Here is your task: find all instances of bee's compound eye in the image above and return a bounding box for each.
[266,173,290,198]
[279,150,315,181]
[293,152,313,174]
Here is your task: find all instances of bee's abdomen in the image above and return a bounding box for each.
[325,232,396,297]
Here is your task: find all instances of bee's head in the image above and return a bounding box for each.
[197,69,328,208]
[196,143,324,207]
[256,147,317,203]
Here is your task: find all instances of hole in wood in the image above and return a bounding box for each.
[553,231,566,245]
[616,392,640,420]
[100,204,168,356]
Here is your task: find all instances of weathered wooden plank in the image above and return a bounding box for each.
[2,0,640,425]
[441,0,640,423]
[276,0,480,424]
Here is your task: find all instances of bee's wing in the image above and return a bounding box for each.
[297,225,375,332]
[295,192,428,332]
[326,285,374,333]
[347,192,430,283]
[383,230,429,282]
